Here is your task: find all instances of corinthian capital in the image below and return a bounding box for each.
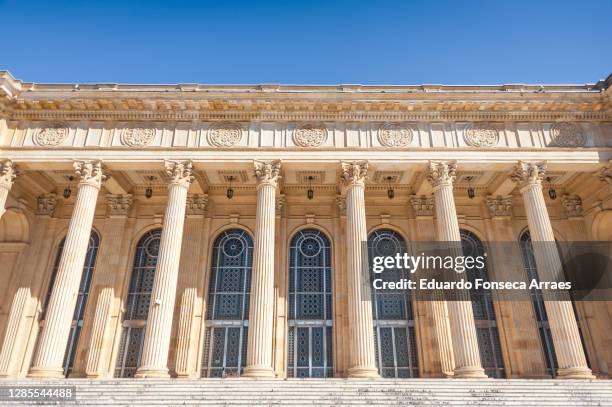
[340,161,368,187]
[486,195,513,218]
[254,160,281,188]
[186,194,208,216]
[0,159,17,189]
[562,194,583,218]
[37,193,57,216]
[106,194,133,217]
[165,160,194,188]
[597,163,612,185]
[74,160,106,189]
[410,195,434,217]
[511,161,546,188]
[426,161,456,188]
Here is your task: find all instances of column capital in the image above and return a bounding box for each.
[186,194,208,216]
[335,194,346,216]
[36,193,58,216]
[106,194,133,217]
[426,161,456,189]
[410,195,434,217]
[597,162,612,185]
[74,160,106,189]
[0,159,17,189]
[511,160,546,189]
[486,195,513,218]
[562,194,583,218]
[254,160,281,189]
[340,161,368,188]
[275,194,286,212]
[165,160,194,189]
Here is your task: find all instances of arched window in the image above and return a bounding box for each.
[368,229,418,378]
[287,229,333,378]
[201,229,253,377]
[519,230,589,377]
[460,229,505,378]
[40,231,99,377]
[115,229,161,377]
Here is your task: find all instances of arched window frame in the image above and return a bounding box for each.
[201,228,253,378]
[287,228,333,378]
[368,228,419,378]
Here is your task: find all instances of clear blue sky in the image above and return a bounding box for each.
[1,0,610,85]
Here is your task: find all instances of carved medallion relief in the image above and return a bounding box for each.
[293,123,328,147]
[208,122,243,147]
[378,122,413,147]
[34,122,69,146]
[548,122,585,147]
[121,127,156,147]
[463,123,499,147]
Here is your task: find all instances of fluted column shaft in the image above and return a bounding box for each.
[136,161,192,378]
[512,161,594,379]
[28,161,105,378]
[427,161,487,378]
[341,161,379,378]
[244,160,280,378]
[0,160,17,219]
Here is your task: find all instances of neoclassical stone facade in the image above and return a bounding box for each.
[0,71,611,380]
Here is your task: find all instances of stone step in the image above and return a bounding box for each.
[2,379,611,406]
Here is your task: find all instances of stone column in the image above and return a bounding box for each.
[411,195,455,377]
[511,161,594,379]
[135,160,193,378]
[28,161,105,378]
[341,161,379,378]
[427,161,487,378]
[244,160,280,378]
[0,159,17,219]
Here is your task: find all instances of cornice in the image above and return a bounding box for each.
[7,109,611,122]
[3,70,610,122]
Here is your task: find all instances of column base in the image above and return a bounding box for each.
[453,365,488,379]
[347,366,381,379]
[242,365,275,378]
[557,366,596,379]
[134,366,170,378]
[27,366,65,379]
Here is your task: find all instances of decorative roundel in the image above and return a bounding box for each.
[222,237,245,258]
[374,236,401,257]
[293,123,328,147]
[144,235,161,258]
[463,123,499,148]
[299,237,322,257]
[378,122,413,147]
[121,127,155,147]
[549,122,585,147]
[34,122,69,146]
[208,122,243,147]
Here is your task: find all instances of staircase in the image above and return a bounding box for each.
[1,379,611,406]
